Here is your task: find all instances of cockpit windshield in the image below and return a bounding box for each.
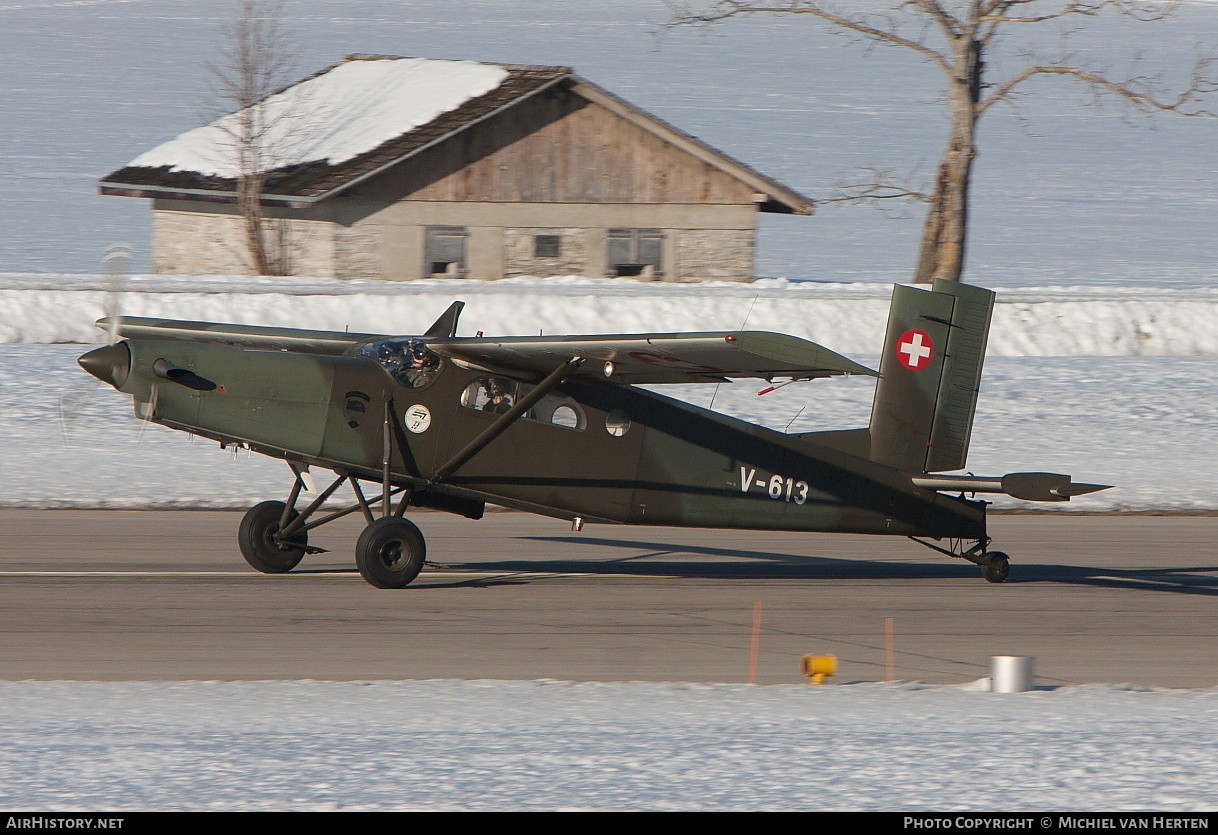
[360,338,443,388]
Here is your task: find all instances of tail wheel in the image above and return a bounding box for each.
[238,500,307,574]
[981,551,1010,584]
[356,517,426,589]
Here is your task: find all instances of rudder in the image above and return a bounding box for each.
[868,279,995,473]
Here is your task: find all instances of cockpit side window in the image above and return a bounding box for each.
[462,376,517,413]
[361,339,443,388]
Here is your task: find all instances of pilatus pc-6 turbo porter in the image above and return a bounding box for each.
[79,279,1108,588]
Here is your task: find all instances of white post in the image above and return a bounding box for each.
[991,656,1034,693]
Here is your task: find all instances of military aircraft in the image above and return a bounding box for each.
[78,278,1109,588]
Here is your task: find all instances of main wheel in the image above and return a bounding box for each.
[981,551,1010,584]
[355,517,426,589]
[238,500,307,574]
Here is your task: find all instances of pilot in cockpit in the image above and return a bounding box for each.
[399,342,440,387]
[368,339,441,388]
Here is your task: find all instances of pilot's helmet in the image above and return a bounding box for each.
[408,342,438,368]
[378,341,403,361]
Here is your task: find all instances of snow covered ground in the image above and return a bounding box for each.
[2,679,1217,811]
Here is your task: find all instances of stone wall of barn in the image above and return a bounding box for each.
[150,200,758,282]
[502,227,590,278]
[672,229,755,282]
[150,201,338,277]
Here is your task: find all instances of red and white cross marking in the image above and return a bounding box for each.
[896,328,934,370]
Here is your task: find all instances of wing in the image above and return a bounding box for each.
[430,331,877,384]
[101,317,379,356]
[100,316,876,384]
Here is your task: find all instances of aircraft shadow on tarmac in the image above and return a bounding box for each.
[431,535,1218,596]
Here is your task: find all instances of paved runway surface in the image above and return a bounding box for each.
[1,510,1215,687]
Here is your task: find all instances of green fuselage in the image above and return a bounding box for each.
[121,338,986,540]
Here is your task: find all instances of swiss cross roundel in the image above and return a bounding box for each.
[896,328,935,370]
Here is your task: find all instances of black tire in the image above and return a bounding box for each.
[238,500,307,574]
[355,517,426,589]
[981,551,1010,584]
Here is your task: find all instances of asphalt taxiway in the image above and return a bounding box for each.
[1,510,1214,687]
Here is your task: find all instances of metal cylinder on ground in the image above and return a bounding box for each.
[991,655,1034,693]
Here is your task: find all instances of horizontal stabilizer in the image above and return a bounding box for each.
[912,472,1114,503]
[1052,481,1113,498]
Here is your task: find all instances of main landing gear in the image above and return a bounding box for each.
[237,463,427,589]
[909,536,1011,583]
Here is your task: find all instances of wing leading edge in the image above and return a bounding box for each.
[429,331,877,384]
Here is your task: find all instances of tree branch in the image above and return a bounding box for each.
[822,167,932,217]
[976,0,1174,25]
[980,51,1218,116]
[666,1,954,73]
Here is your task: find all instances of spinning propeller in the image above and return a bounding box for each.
[60,244,153,447]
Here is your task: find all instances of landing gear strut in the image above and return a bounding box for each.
[909,536,1012,583]
[238,462,427,588]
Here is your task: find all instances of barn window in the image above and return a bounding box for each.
[424,226,467,276]
[534,234,561,258]
[608,228,663,278]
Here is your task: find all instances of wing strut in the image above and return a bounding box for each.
[430,356,585,484]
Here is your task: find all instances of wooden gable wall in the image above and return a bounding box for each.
[344,83,759,207]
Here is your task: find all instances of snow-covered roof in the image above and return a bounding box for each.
[99,55,812,214]
[128,57,511,180]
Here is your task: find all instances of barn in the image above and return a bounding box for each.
[98,55,812,282]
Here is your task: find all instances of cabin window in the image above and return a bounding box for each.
[424,226,467,277]
[534,234,561,258]
[360,338,442,388]
[462,376,516,413]
[460,377,585,431]
[608,228,663,278]
[605,409,631,437]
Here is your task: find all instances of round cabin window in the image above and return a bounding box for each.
[605,409,631,437]
[551,405,582,429]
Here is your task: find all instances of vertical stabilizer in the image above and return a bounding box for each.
[868,279,995,473]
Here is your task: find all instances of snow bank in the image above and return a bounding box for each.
[3,273,1217,356]
[2,679,1217,811]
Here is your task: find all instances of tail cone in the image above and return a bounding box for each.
[78,343,131,389]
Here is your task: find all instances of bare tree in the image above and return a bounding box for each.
[669,1,1218,283]
[206,0,297,276]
